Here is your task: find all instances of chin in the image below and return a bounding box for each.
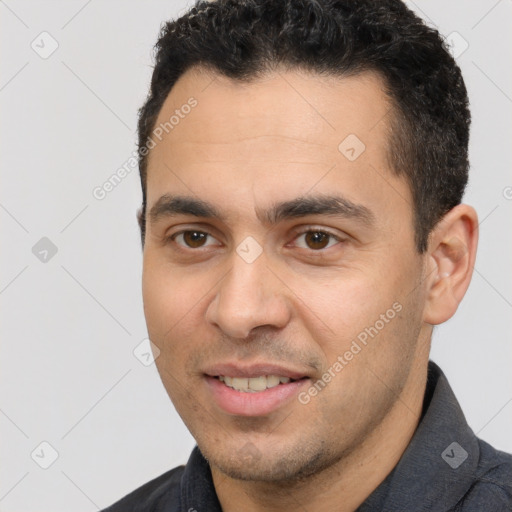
[200,438,339,483]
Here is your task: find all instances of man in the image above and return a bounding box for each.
[103,0,512,510]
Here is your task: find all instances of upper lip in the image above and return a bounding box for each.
[204,362,311,380]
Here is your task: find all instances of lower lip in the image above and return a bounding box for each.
[205,376,310,416]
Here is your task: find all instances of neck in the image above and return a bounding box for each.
[211,354,429,512]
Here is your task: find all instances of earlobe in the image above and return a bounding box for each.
[423,204,479,325]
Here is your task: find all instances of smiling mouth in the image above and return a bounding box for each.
[216,375,306,392]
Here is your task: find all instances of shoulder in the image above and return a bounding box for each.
[101,465,185,512]
[454,440,512,511]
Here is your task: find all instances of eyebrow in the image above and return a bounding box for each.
[261,194,375,227]
[149,195,219,224]
[148,193,375,228]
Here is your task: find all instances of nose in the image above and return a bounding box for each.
[205,251,292,339]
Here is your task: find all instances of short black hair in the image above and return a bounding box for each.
[137,0,470,253]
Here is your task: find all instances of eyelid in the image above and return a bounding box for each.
[167,227,223,249]
[164,224,347,251]
[165,222,222,239]
[289,226,347,242]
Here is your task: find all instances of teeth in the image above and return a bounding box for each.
[249,376,267,391]
[232,377,249,391]
[219,375,293,392]
[266,375,280,387]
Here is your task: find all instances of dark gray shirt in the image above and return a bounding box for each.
[102,362,512,511]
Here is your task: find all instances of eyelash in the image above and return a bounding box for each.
[167,228,345,251]
[170,231,220,249]
[291,229,343,250]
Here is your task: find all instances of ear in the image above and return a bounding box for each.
[422,204,479,325]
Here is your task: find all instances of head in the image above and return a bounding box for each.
[138,0,478,485]
[137,0,471,253]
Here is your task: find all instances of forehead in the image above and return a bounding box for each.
[145,66,412,231]
[151,65,393,152]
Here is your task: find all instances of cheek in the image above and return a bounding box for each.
[142,260,208,403]
[142,256,205,344]
[293,273,388,349]
[295,264,420,380]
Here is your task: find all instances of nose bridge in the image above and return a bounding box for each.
[206,248,290,339]
[226,256,266,308]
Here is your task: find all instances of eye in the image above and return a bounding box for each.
[172,230,219,249]
[293,230,342,250]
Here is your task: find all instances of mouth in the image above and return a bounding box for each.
[203,364,311,416]
[215,374,305,392]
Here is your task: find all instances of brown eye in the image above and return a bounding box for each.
[179,231,209,248]
[304,231,330,250]
[293,230,341,251]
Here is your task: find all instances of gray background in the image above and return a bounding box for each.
[1,1,511,510]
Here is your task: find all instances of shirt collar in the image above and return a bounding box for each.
[357,361,480,511]
[181,445,223,511]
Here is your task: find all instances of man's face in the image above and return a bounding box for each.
[142,67,431,481]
